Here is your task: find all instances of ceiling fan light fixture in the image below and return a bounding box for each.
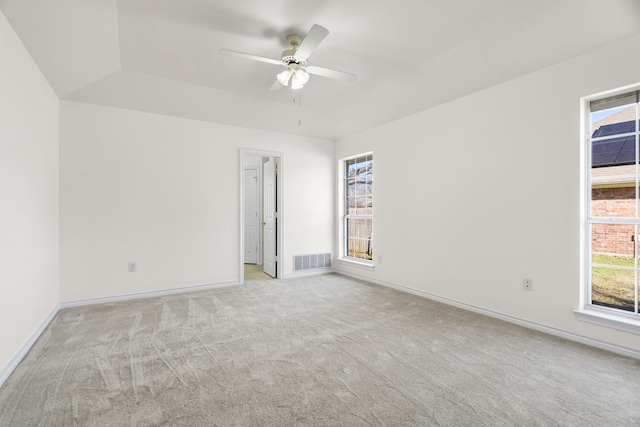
[290,78,304,90]
[277,69,293,85]
[293,69,309,85]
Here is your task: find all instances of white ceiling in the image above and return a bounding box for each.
[2,0,640,140]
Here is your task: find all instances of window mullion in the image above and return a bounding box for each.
[589,217,640,225]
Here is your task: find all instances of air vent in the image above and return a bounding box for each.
[293,253,331,272]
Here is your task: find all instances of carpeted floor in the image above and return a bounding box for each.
[244,264,273,282]
[1,274,640,426]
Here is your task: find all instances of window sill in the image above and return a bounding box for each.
[574,308,640,335]
[334,258,375,272]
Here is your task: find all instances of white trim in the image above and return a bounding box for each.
[337,152,374,262]
[581,86,640,324]
[589,217,640,225]
[337,270,640,361]
[579,97,588,310]
[334,258,375,271]
[0,305,59,387]
[282,268,333,279]
[574,308,640,335]
[59,280,240,309]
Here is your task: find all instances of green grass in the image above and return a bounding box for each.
[591,255,637,311]
[592,254,635,268]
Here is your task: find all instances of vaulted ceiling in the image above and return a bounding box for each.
[2,0,640,139]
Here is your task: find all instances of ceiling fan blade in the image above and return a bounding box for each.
[219,49,282,66]
[306,65,357,81]
[269,80,285,91]
[294,24,329,60]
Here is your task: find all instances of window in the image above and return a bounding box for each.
[342,153,373,263]
[583,88,640,328]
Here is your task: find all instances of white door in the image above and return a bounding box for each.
[263,158,277,277]
[244,168,259,264]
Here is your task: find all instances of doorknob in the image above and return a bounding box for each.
[261,221,266,225]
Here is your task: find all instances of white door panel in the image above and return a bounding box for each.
[243,168,259,264]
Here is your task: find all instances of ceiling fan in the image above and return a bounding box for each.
[220,24,357,91]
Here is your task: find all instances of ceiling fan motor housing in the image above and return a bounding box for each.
[281,34,307,66]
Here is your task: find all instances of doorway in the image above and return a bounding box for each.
[240,149,283,283]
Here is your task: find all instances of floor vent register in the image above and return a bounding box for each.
[293,253,331,272]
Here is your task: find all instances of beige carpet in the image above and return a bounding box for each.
[244,264,273,281]
[1,274,640,426]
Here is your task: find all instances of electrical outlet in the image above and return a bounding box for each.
[128,262,136,272]
[378,255,383,264]
[522,278,532,291]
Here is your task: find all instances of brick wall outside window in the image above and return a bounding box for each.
[592,186,636,257]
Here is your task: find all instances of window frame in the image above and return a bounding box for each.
[338,152,374,267]
[578,84,640,334]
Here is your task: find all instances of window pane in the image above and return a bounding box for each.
[591,223,636,257]
[591,136,635,168]
[591,265,635,312]
[591,184,637,218]
[346,158,356,177]
[345,176,355,212]
[590,103,638,218]
[591,104,636,140]
[353,159,372,190]
[345,218,372,260]
[590,223,636,313]
[345,177,356,193]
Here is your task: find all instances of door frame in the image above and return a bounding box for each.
[240,149,284,284]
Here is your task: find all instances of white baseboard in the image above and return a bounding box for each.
[0,304,59,387]
[336,270,640,361]
[282,268,333,279]
[59,280,241,309]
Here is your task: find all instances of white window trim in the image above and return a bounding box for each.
[578,84,640,333]
[574,307,640,336]
[338,152,374,266]
[334,257,375,271]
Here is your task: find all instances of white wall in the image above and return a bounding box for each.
[59,101,334,301]
[336,35,640,353]
[0,11,59,371]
